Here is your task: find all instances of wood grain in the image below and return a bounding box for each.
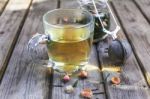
[0,0,150,99]
[0,0,9,15]
[97,1,150,99]
[0,0,32,80]
[133,0,150,23]
[0,0,57,99]
[112,0,150,86]
[59,0,79,9]
[51,0,106,99]
[98,39,150,99]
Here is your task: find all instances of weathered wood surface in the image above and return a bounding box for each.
[51,0,105,99]
[0,0,9,15]
[134,0,150,23]
[0,0,57,99]
[0,0,150,99]
[52,46,106,99]
[112,0,150,86]
[0,0,32,80]
[97,1,150,99]
[98,35,150,99]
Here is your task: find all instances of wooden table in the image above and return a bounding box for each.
[0,0,150,99]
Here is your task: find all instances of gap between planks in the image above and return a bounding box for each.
[133,0,150,24]
[111,0,150,87]
[96,1,150,99]
[0,0,57,99]
[0,0,33,82]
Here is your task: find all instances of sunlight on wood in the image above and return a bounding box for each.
[145,72,150,85]
[9,0,31,11]
[35,0,47,3]
[85,64,100,72]
[45,64,121,73]
[101,65,121,72]
[85,64,121,72]
[8,0,48,11]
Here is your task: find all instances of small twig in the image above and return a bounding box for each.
[92,88,99,91]
[73,80,79,88]
[93,92,105,95]
[104,73,111,81]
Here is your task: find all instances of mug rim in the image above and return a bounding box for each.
[43,8,94,29]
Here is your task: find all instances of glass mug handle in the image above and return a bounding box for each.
[27,33,52,67]
[27,33,81,73]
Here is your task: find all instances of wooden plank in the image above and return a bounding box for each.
[0,0,32,80]
[112,0,150,86]
[59,0,79,9]
[0,0,57,99]
[97,1,150,99]
[98,39,150,99]
[133,0,150,23]
[51,0,106,99]
[0,0,9,15]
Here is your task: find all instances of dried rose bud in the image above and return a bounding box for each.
[64,85,74,94]
[63,17,68,22]
[63,75,70,82]
[111,76,121,85]
[78,70,88,78]
[80,88,93,99]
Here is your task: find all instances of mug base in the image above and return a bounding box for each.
[49,61,88,74]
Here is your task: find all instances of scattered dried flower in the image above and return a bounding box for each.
[111,76,121,85]
[64,85,74,94]
[63,17,68,22]
[80,88,93,99]
[63,74,70,82]
[78,70,88,78]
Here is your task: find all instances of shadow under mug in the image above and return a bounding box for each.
[27,9,94,74]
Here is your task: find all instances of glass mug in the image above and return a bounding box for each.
[28,9,94,74]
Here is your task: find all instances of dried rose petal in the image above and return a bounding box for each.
[78,71,88,78]
[80,88,93,99]
[111,76,121,85]
[63,75,70,82]
[63,17,68,22]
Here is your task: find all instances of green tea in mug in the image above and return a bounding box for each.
[46,25,93,71]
